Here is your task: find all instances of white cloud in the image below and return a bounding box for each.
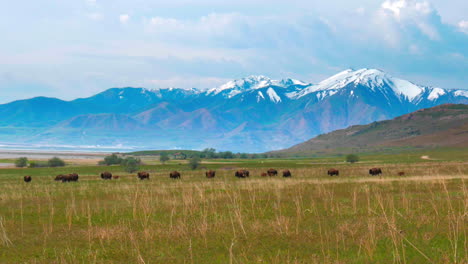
[458,20,468,34]
[119,14,130,24]
[380,0,440,40]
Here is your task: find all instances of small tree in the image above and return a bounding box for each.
[101,154,123,166]
[346,154,359,163]
[15,157,28,168]
[48,157,65,167]
[159,153,170,164]
[122,157,141,173]
[188,156,201,170]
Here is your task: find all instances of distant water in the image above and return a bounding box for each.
[0,143,142,153]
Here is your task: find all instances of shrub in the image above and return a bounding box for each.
[188,156,201,170]
[159,153,170,164]
[346,154,360,163]
[121,157,141,173]
[15,157,28,168]
[101,154,123,166]
[48,157,66,167]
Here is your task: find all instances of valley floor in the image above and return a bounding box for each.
[0,154,466,263]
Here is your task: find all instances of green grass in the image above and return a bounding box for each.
[0,155,466,263]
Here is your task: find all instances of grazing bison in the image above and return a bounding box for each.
[282,170,292,177]
[54,174,65,181]
[235,170,249,178]
[267,169,278,176]
[397,171,405,176]
[369,168,382,176]
[100,171,112,180]
[62,173,79,182]
[137,171,150,180]
[170,171,181,179]
[328,169,339,176]
[261,172,268,177]
[113,175,120,179]
[205,170,215,178]
[24,176,32,183]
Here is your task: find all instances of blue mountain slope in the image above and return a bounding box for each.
[0,69,467,152]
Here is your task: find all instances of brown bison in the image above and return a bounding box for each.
[369,168,382,176]
[100,171,112,180]
[235,170,249,178]
[62,173,79,182]
[282,170,292,177]
[112,175,120,179]
[24,176,32,183]
[54,174,65,181]
[170,171,181,179]
[205,170,215,178]
[328,169,339,176]
[261,172,268,177]
[267,169,278,176]
[137,171,150,180]
[397,171,405,176]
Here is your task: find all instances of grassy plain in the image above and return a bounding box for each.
[0,151,466,263]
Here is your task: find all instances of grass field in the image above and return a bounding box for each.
[0,154,466,263]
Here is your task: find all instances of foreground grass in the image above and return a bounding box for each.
[0,161,466,263]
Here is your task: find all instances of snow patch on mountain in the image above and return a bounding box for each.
[454,90,468,97]
[292,68,425,101]
[267,88,281,103]
[207,75,309,99]
[257,91,265,102]
[428,88,446,100]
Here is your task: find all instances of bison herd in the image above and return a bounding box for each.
[22,167,402,183]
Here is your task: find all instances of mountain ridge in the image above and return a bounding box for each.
[1,69,467,152]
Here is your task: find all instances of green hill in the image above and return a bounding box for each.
[276,104,468,155]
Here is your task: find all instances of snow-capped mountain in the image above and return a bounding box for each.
[0,69,466,152]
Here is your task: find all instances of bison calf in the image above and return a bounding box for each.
[397,171,405,176]
[261,172,267,177]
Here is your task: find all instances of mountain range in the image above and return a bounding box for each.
[0,68,467,152]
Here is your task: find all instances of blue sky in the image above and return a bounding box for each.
[0,0,467,103]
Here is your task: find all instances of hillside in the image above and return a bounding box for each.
[277,104,468,154]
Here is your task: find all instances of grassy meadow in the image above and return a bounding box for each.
[0,151,467,263]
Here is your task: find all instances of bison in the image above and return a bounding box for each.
[54,174,65,181]
[62,173,79,182]
[205,170,215,178]
[261,172,268,177]
[235,170,249,178]
[23,176,32,183]
[369,168,382,176]
[397,171,405,176]
[137,171,150,180]
[170,171,181,179]
[100,171,112,180]
[282,170,292,177]
[328,169,339,176]
[267,169,278,176]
